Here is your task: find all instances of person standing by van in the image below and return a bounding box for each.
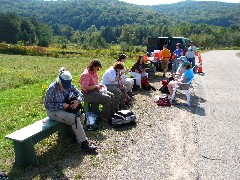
[171,43,183,74]
[186,41,198,72]
[160,45,171,78]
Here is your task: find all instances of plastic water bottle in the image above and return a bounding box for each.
[79,113,85,124]
[86,112,98,131]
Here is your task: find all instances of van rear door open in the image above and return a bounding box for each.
[147,37,190,55]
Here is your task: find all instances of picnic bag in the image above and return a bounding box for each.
[141,76,156,91]
[141,76,151,90]
[159,80,170,94]
[156,95,171,107]
[64,92,84,114]
[111,110,136,127]
[64,92,84,129]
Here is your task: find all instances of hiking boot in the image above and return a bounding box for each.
[81,140,97,154]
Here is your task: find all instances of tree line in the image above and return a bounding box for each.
[149,1,240,27]
[0,13,53,46]
[0,0,240,49]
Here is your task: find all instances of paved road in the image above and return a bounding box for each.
[194,50,240,179]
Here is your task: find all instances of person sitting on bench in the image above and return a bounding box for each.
[80,59,117,122]
[44,67,97,153]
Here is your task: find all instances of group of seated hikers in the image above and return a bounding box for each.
[44,54,152,154]
[44,46,195,153]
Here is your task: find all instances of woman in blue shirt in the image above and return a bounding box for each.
[168,61,194,97]
[171,43,183,74]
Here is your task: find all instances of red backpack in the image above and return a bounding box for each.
[156,95,171,107]
[141,76,151,91]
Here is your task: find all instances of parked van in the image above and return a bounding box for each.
[147,37,190,56]
[147,37,190,72]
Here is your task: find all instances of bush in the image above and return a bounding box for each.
[0,42,50,56]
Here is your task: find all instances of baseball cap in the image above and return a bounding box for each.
[182,61,191,66]
[59,70,72,89]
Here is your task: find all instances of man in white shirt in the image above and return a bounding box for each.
[186,41,198,72]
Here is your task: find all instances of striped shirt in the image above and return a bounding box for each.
[44,81,82,111]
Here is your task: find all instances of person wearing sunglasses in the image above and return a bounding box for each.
[80,59,117,122]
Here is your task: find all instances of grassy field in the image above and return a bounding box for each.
[0,46,144,178]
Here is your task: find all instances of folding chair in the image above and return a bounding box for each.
[170,77,194,106]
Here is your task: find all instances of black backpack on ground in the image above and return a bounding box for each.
[111,110,136,127]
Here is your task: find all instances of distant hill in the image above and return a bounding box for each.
[0,0,239,30]
[0,0,174,31]
[146,1,240,27]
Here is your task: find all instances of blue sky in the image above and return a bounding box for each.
[120,0,240,5]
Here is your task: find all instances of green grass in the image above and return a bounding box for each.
[0,46,145,176]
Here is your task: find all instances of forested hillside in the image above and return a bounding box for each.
[0,0,240,49]
[0,0,172,30]
[148,1,240,27]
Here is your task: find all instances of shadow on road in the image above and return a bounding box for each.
[171,93,206,116]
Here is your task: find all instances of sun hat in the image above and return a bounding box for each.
[59,68,72,89]
[182,61,191,66]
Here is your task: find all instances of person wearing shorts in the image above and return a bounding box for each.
[160,45,171,78]
[168,61,194,98]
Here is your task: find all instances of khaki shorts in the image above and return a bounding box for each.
[160,60,169,70]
